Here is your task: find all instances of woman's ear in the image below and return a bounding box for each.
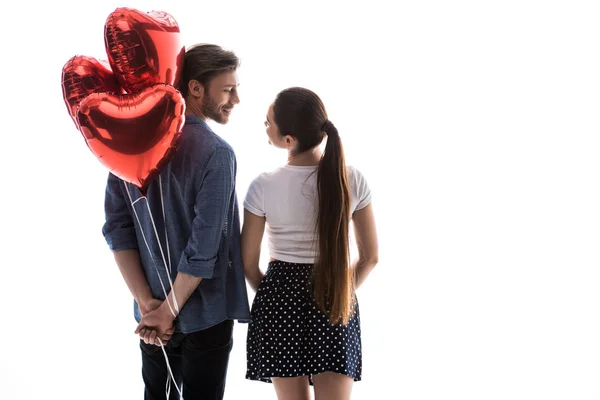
[283,135,296,150]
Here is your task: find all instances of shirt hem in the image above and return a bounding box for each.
[269,254,316,264]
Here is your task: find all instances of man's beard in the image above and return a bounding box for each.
[202,94,228,124]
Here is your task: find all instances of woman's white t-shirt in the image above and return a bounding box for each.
[243,165,371,264]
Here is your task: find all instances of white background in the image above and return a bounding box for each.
[1,0,599,399]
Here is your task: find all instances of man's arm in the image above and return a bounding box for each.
[136,147,237,335]
[103,173,156,313]
[112,249,154,311]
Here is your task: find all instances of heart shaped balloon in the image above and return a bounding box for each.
[76,84,186,195]
[104,8,185,94]
[61,55,122,129]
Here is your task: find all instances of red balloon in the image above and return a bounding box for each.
[104,8,185,94]
[61,55,122,129]
[76,84,186,195]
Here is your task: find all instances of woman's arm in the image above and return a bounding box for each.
[241,209,267,291]
[351,203,379,289]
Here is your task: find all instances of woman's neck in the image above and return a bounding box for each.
[287,147,322,166]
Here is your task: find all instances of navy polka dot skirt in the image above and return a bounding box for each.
[246,260,362,384]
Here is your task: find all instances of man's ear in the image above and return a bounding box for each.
[188,79,204,98]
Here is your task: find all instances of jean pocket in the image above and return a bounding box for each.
[139,339,162,355]
[183,320,233,352]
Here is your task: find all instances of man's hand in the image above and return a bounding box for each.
[137,298,174,346]
[137,325,175,346]
[139,298,162,317]
[135,300,177,345]
[135,271,202,346]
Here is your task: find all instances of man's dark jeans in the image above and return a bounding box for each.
[140,319,234,400]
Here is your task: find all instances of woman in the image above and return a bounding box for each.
[242,87,379,400]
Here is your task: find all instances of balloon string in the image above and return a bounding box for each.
[123,182,177,317]
[158,337,183,399]
[155,177,181,399]
[123,181,183,399]
[144,197,179,313]
[131,196,145,206]
[159,175,173,281]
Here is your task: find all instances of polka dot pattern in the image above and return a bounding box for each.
[246,261,362,384]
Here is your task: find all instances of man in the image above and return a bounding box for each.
[102,44,251,400]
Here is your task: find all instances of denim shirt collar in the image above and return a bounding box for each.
[185,114,209,127]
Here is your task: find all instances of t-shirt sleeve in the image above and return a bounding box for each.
[244,175,266,217]
[352,167,372,211]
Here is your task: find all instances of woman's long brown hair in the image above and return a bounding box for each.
[273,88,354,325]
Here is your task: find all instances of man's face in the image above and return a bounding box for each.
[199,70,240,124]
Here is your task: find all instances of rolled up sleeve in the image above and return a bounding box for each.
[102,173,139,251]
[177,147,235,279]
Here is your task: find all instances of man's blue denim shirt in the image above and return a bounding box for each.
[102,115,251,333]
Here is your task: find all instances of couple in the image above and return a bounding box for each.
[102,43,379,400]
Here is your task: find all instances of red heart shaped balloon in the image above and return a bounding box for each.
[76,84,186,195]
[61,55,122,129]
[104,8,185,93]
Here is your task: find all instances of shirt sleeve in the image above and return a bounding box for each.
[177,147,236,279]
[243,176,266,217]
[352,167,372,211]
[102,172,139,251]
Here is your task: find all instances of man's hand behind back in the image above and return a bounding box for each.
[137,298,176,346]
